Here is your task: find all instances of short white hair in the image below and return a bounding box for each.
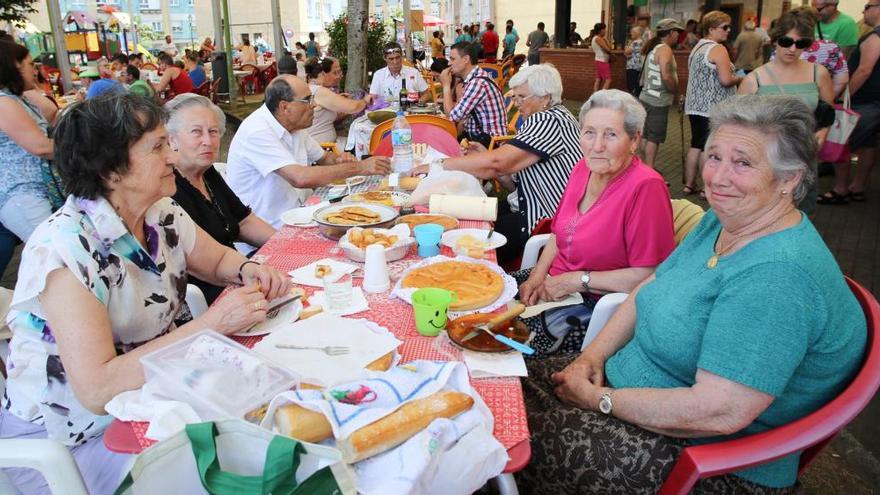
[579,89,646,139]
[164,93,227,136]
[508,63,564,105]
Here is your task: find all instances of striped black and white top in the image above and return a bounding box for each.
[508,104,582,232]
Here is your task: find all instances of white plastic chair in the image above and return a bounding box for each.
[520,233,551,271]
[580,292,628,350]
[1,287,13,401]
[185,284,209,318]
[0,439,89,495]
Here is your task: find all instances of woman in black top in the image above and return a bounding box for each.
[166,94,276,302]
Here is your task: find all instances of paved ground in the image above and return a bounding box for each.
[3,96,878,492]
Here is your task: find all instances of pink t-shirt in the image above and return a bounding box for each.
[548,156,676,276]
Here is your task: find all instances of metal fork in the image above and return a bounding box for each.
[274,344,350,356]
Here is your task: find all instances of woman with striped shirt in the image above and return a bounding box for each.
[414,64,581,264]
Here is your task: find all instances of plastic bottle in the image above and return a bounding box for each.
[407,75,419,105]
[391,111,414,173]
[399,78,408,111]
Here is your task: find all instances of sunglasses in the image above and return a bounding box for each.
[777,36,813,49]
[718,24,732,31]
[384,48,403,55]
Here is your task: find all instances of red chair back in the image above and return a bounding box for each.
[371,124,463,158]
[659,276,880,494]
[194,80,211,97]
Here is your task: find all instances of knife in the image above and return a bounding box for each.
[460,303,526,343]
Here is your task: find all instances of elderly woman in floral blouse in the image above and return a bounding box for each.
[0,94,291,494]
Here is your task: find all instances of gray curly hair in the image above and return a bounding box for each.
[164,93,227,136]
[707,95,816,205]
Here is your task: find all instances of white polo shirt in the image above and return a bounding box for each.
[369,66,429,102]
[226,104,326,227]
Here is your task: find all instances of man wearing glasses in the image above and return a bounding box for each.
[369,42,430,103]
[227,75,391,227]
[813,0,860,56]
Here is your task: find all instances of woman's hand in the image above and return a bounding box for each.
[551,352,608,409]
[518,274,546,306]
[543,272,582,301]
[241,263,293,301]
[463,141,487,155]
[200,284,268,334]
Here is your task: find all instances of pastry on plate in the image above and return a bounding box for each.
[323,206,382,225]
[401,260,504,310]
[397,214,459,231]
[349,191,394,206]
[314,264,333,279]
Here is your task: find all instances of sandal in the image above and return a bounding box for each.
[682,185,699,196]
[849,191,866,202]
[817,190,850,205]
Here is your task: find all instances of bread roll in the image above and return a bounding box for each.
[338,390,474,463]
[299,305,324,320]
[274,403,334,443]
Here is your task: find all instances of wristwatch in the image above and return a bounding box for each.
[580,271,592,292]
[599,391,614,415]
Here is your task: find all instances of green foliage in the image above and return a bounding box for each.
[136,20,161,42]
[325,13,389,89]
[0,0,36,24]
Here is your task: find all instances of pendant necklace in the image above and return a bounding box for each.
[706,213,789,269]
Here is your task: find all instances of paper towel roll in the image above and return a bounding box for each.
[428,195,498,221]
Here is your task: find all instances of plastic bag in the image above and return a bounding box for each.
[410,163,487,205]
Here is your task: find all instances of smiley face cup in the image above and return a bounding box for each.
[411,288,458,337]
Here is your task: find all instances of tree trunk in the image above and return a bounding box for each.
[345,0,369,92]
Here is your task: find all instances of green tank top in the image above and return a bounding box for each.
[754,64,820,111]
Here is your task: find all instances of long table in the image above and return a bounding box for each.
[103,219,532,473]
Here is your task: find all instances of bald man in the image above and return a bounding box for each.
[226,75,391,226]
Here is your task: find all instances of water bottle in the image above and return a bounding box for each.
[391,111,414,173]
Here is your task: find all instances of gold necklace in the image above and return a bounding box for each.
[706,213,790,269]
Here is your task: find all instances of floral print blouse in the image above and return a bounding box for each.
[3,195,197,446]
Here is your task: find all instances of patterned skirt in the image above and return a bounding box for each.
[515,355,797,494]
[509,268,597,357]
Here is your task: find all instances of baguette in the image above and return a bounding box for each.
[274,403,334,443]
[338,390,474,463]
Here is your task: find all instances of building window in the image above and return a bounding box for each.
[139,0,150,7]
[172,22,183,33]
[151,21,162,32]
[170,0,179,7]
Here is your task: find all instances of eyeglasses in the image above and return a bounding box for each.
[777,36,813,49]
[865,3,880,11]
[288,94,314,105]
[718,24,732,31]
[384,48,403,55]
[511,93,539,104]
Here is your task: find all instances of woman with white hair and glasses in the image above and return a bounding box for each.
[412,64,582,264]
[517,95,865,493]
[166,94,276,303]
[511,89,675,356]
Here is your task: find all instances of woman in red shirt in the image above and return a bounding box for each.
[153,52,194,98]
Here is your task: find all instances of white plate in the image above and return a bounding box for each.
[441,228,508,251]
[330,175,367,187]
[233,299,303,337]
[342,191,412,207]
[288,258,359,287]
[280,202,329,227]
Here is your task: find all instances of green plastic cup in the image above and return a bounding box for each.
[411,288,458,337]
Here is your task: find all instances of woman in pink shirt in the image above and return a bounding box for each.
[513,89,675,356]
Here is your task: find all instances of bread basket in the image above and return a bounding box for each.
[338,224,414,262]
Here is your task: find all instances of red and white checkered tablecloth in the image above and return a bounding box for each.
[128,220,530,452]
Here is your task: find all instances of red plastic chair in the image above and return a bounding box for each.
[371,124,463,158]
[659,276,880,494]
[193,80,211,97]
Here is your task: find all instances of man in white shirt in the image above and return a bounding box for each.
[369,42,431,103]
[227,75,391,227]
[160,35,178,58]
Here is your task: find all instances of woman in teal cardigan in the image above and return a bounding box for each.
[516,95,867,494]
